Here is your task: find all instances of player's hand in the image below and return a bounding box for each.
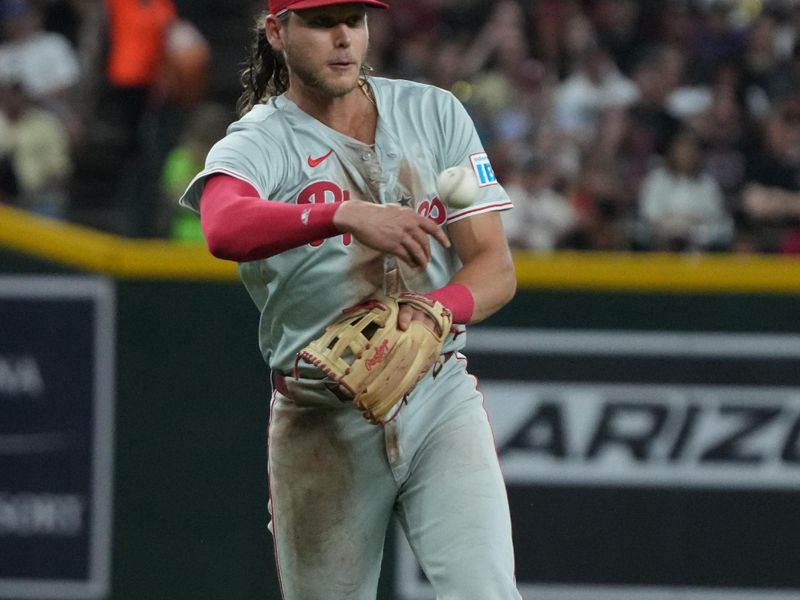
[333,201,450,267]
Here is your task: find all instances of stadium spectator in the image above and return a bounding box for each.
[607,43,686,201]
[743,12,782,100]
[636,127,732,251]
[690,0,747,82]
[742,96,800,252]
[692,63,753,211]
[766,39,800,102]
[554,43,639,147]
[530,0,589,77]
[590,0,646,76]
[629,44,685,154]
[501,156,578,251]
[102,0,176,139]
[0,0,80,132]
[159,101,230,241]
[101,0,179,237]
[0,0,80,99]
[569,157,631,251]
[0,74,72,218]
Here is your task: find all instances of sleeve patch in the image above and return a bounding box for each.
[469,152,498,188]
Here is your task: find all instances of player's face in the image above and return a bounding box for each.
[279,5,369,99]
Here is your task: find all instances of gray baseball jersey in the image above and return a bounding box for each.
[180,76,512,373]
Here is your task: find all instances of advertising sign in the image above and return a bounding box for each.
[0,277,114,599]
[397,328,800,600]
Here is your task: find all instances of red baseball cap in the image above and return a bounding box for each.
[268,0,389,16]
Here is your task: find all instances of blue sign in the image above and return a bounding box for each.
[0,277,114,599]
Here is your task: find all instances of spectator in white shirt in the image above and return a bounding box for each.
[0,74,72,218]
[637,127,733,251]
[555,44,639,146]
[0,0,80,119]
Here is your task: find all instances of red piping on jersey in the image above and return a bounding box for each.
[446,201,513,223]
[199,174,341,261]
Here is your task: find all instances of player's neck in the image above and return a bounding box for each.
[287,81,378,145]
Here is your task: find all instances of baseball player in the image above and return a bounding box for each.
[180,1,520,598]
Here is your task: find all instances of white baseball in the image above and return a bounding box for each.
[437,166,479,209]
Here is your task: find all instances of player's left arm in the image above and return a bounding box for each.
[435,92,516,321]
[446,211,516,323]
[398,211,515,330]
[397,90,516,330]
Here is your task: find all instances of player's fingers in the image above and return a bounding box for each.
[407,226,432,263]
[397,305,414,330]
[404,237,429,267]
[418,217,451,248]
[392,223,430,267]
[390,239,423,268]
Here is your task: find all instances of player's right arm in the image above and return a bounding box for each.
[200,175,339,261]
[199,174,449,267]
[332,199,450,266]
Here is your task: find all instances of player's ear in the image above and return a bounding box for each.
[265,14,285,51]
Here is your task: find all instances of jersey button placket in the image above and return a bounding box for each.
[362,151,384,186]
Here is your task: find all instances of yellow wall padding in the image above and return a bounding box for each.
[0,204,236,280]
[2,204,800,291]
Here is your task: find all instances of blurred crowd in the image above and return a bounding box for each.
[1,0,800,254]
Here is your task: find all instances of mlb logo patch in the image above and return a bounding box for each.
[470,153,498,187]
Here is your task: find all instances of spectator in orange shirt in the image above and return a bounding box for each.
[104,0,177,134]
[101,0,181,236]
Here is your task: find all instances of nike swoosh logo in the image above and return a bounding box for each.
[307,150,334,168]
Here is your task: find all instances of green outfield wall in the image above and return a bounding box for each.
[2,206,800,600]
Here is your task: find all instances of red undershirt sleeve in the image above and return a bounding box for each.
[198,174,342,261]
[199,175,475,322]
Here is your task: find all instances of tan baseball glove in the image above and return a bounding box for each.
[295,292,453,424]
